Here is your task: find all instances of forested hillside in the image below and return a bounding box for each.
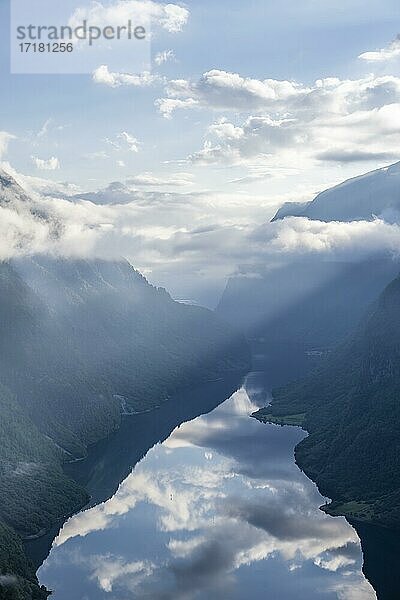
[217,258,399,354]
[254,273,400,527]
[0,171,250,600]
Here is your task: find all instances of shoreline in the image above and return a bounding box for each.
[251,408,394,531]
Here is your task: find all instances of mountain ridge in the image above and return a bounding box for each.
[272,160,400,223]
[253,271,400,529]
[0,173,250,599]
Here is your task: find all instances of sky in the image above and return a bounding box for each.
[1,0,400,304]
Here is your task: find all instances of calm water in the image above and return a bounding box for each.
[37,369,375,600]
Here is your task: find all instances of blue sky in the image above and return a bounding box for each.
[1,0,400,185]
[1,0,400,303]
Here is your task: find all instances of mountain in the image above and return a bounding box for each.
[218,162,400,383]
[272,161,400,223]
[217,258,400,386]
[72,181,136,205]
[10,257,250,456]
[253,273,400,528]
[0,170,33,209]
[0,173,250,599]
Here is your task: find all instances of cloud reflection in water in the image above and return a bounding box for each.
[40,388,375,600]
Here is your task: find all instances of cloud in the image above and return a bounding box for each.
[90,555,154,593]
[126,172,194,187]
[0,132,15,159]
[359,36,400,62]
[155,97,199,118]
[315,149,398,163]
[2,162,80,198]
[93,65,158,87]
[160,3,189,33]
[48,389,374,600]
[251,216,400,260]
[158,70,400,117]
[169,73,400,167]
[154,49,176,65]
[3,164,400,307]
[104,132,142,154]
[118,131,141,153]
[158,70,309,115]
[35,118,68,140]
[37,118,52,139]
[32,156,61,171]
[69,1,189,34]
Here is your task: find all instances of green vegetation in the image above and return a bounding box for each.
[0,522,50,599]
[322,501,375,521]
[0,244,249,597]
[0,175,249,597]
[258,274,400,529]
[252,411,305,427]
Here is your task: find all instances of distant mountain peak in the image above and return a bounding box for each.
[0,169,31,209]
[272,160,400,223]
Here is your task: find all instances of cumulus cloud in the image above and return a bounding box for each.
[161,72,400,166]
[69,1,189,34]
[32,156,61,171]
[242,216,400,263]
[155,96,199,118]
[157,70,400,117]
[359,36,400,62]
[93,65,158,87]
[158,70,309,115]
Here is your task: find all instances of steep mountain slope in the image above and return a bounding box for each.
[217,258,400,381]
[272,161,400,223]
[9,257,249,456]
[218,162,400,380]
[254,274,400,528]
[0,172,250,599]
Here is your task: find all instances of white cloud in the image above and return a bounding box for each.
[157,69,310,116]
[69,1,189,34]
[154,49,176,65]
[127,171,193,187]
[93,65,158,87]
[359,36,400,62]
[2,162,80,197]
[32,156,61,171]
[156,71,400,167]
[160,3,189,32]
[104,132,141,154]
[37,118,52,139]
[2,162,400,306]
[254,216,400,258]
[157,70,400,117]
[0,132,15,159]
[156,96,199,118]
[118,131,141,153]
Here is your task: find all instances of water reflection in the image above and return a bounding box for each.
[39,382,374,599]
